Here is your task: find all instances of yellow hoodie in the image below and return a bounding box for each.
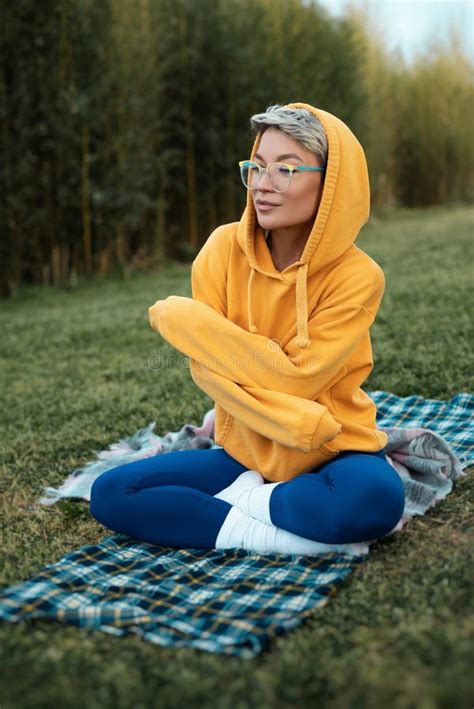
[148,101,388,482]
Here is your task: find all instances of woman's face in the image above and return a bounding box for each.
[250,127,325,231]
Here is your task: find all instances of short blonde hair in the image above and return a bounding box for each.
[249,103,328,168]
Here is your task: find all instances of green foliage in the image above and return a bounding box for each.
[0,0,472,297]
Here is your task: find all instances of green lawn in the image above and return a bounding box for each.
[1,204,473,708]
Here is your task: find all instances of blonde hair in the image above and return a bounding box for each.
[249,103,328,168]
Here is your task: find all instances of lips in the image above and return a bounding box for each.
[256,201,280,207]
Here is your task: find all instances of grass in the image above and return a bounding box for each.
[1,203,473,708]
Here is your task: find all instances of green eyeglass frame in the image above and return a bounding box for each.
[239,160,326,192]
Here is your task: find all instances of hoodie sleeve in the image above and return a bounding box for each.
[189,360,341,452]
[191,255,227,316]
[148,262,385,403]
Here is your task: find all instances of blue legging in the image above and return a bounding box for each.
[89,445,405,548]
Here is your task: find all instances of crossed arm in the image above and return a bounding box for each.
[148,256,384,451]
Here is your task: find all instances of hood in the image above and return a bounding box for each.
[236,101,370,349]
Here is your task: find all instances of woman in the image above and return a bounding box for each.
[90,102,405,556]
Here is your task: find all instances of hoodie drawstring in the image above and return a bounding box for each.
[247,267,258,333]
[295,263,311,348]
[247,263,311,348]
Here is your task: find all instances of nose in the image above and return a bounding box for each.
[256,169,275,191]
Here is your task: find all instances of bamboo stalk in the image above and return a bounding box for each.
[82,125,92,275]
[42,263,50,287]
[60,243,69,286]
[179,6,198,251]
[51,244,61,287]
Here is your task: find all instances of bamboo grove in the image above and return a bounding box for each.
[0,0,472,296]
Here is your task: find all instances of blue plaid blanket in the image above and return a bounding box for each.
[0,391,472,658]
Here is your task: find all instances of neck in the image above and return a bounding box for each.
[267,221,312,268]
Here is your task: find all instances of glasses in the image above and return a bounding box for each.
[239,160,325,193]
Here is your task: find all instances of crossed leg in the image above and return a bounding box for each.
[89,446,405,548]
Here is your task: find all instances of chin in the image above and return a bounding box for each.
[255,210,278,225]
[257,217,279,231]
[256,214,289,230]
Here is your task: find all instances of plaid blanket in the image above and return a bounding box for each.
[0,391,471,658]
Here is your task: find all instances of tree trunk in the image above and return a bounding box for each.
[82,124,92,275]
